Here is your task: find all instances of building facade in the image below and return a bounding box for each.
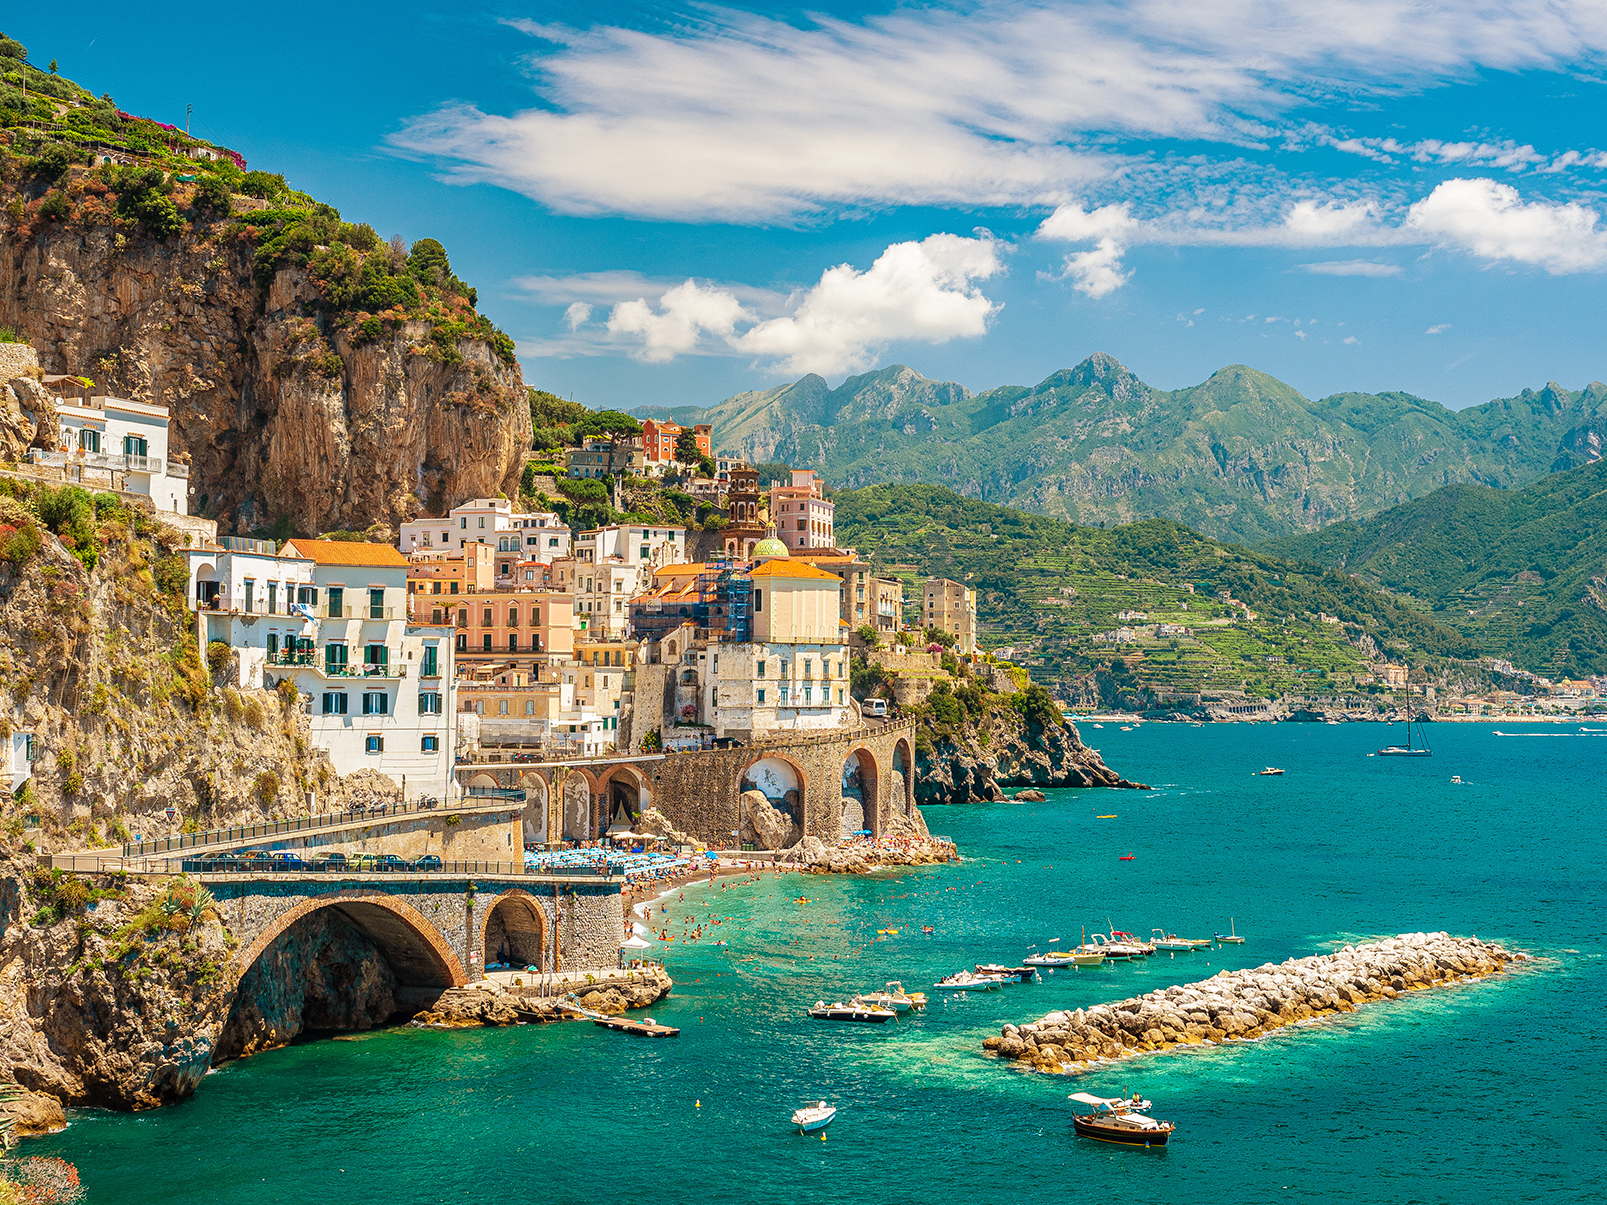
[923,577,977,653]
[769,469,835,552]
[36,390,189,514]
[641,419,713,467]
[399,499,568,558]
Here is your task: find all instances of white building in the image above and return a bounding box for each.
[34,392,189,514]
[4,727,34,795]
[572,524,687,569]
[191,538,458,802]
[400,498,569,559]
[556,557,643,640]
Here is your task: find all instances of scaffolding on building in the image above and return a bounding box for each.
[694,559,752,643]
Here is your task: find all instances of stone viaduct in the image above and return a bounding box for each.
[459,720,919,848]
[208,872,625,990]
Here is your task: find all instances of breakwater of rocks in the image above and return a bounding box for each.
[982,932,1526,1074]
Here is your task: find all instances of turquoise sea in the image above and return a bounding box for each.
[32,722,1605,1203]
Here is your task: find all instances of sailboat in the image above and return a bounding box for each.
[1378,711,1432,757]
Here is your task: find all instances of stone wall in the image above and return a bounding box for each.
[254,807,523,863]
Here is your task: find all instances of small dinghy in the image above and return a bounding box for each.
[1215,917,1246,944]
[1069,1093,1175,1147]
[809,997,897,1023]
[791,1101,837,1133]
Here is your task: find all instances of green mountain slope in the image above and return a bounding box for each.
[833,484,1479,703]
[1262,460,1607,677]
[638,356,1607,544]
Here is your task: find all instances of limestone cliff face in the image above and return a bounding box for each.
[0,188,529,536]
[915,702,1146,806]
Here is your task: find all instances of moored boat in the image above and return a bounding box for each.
[1214,917,1246,944]
[859,981,924,1011]
[809,998,897,1023]
[1257,766,1285,776]
[1150,929,1195,952]
[1068,1093,1175,1147]
[1023,951,1077,968]
[975,963,1039,984]
[791,1101,837,1133]
[935,971,998,991]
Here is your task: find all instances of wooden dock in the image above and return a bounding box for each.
[592,1016,680,1038]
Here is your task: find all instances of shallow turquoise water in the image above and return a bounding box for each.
[33,722,1605,1203]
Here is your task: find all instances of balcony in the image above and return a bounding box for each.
[267,648,406,678]
[31,449,165,474]
[319,605,396,620]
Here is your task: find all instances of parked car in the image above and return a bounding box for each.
[311,852,348,871]
[263,852,308,871]
[347,852,383,872]
[863,697,888,717]
[370,854,413,872]
[415,855,443,871]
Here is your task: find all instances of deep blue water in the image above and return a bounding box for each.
[32,722,1605,1203]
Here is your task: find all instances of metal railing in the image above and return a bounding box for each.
[166,856,608,879]
[466,785,527,800]
[266,649,407,677]
[122,796,469,858]
[31,449,164,474]
[320,605,397,620]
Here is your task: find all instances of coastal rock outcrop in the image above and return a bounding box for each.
[401,967,673,1027]
[981,933,1526,1074]
[738,791,799,850]
[777,808,956,873]
[917,699,1146,806]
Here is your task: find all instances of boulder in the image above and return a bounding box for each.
[1013,789,1047,802]
[741,791,798,850]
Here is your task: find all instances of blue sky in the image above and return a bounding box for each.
[22,2,1607,410]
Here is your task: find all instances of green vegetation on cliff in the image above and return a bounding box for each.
[1262,459,1607,676]
[640,355,1607,544]
[835,483,1478,704]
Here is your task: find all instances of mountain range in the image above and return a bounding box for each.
[1265,459,1607,677]
[637,354,1607,544]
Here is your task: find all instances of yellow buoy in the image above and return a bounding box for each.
[695,1100,702,1108]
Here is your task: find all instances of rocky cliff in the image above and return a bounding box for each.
[0,148,530,537]
[915,700,1146,806]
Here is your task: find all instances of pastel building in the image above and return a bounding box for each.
[399,499,569,559]
[769,469,835,552]
[35,390,189,514]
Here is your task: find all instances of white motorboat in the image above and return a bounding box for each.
[935,971,998,991]
[1068,1093,1174,1146]
[809,998,896,1023]
[791,1101,837,1133]
[1024,951,1076,968]
[1089,932,1150,960]
[859,981,925,1011]
[1150,929,1195,953]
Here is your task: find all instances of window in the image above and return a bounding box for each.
[243,579,255,613]
[482,635,492,651]
[325,643,348,673]
[478,517,485,529]
[267,633,279,658]
[422,645,438,677]
[365,735,384,753]
[509,634,519,652]
[431,608,443,625]
[369,588,385,619]
[525,700,535,716]
[419,692,442,715]
[421,735,439,753]
[456,634,466,651]
[499,699,509,715]
[441,531,449,543]
[508,606,519,626]
[640,545,650,560]
[548,537,559,548]
[461,518,468,529]
[123,434,148,458]
[482,607,492,627]
[757,688,766,704]
[298,586,317,605]
[79,428,100,453]
[362,692,388,715]
[449,581,459,594]
[754,588,763,612]
[798,519,807,531]
[757,660,766,677]
[327,586,344,617]
[431,581,441,595]
[267,583,278,614]
[321,692,348,715]
[804,685,813,702]
[365,644,387,670]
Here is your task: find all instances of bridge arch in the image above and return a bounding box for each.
[481,889,549,972]
[595,763,653,834]
[558,770,595,841]
[892,737,914,817]
[518,772,550,846]
[841,747,880,840]
[740,754,809,846]
[234,893,465,989]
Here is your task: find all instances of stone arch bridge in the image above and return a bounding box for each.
[460,721,918,847]
[208,871,625,992]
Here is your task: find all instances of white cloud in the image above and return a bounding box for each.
[597,233,1004,374]
[1344,336,1360,344]
[607,281,748,362]
[1298,259,1402,276]
[733,234,1005,373]
[1060,239,1131,299]
[1404,178,1607,272]
[391,1,1607,222]
[1426,322,1452,334]
[563,302,592,330]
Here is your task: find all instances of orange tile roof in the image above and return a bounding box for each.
[749,560,842,581]
[282,538,410,568]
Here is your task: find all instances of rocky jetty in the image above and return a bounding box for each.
[776,809,956,873]
[401,968,672,1028]
[982,933,1525,1074]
